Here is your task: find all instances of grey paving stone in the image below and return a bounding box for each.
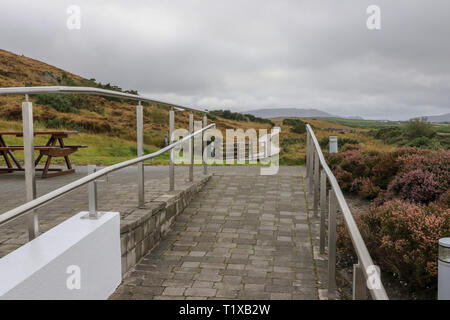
[162,287,186,296]
[107,166,319,300]
[185,287,217,297]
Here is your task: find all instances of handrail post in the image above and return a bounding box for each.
[22,95,38,240]
[189,112,194,182]
[306,130,310,176]
[353,261,367,300]
[320,169,327,254]
[137,102,145,208]
[169,108,175,191]
[308,136,314,191]
[203,113,207,175]
[313,151,320,217]
[88,165,99,218]
[328,189,337,299]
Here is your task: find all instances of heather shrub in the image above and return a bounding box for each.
[392,150,450,203]
[332,167,353,191]
[387,169,442,204]
[437,189,450,209]
[350,177,380,200]
[327,147,395,198]
[338,199,450,292]
[341,144,362,152]
[359,178,381,200]
[333,144,450,296]
[328,146,449,204]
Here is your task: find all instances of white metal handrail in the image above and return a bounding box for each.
[305,124,388,300]
[0,86,204,113]
[0,123,215,227]
[0,86,212,240]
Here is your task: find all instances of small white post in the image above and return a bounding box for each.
[438,238,450,300]
[329,136,338,153]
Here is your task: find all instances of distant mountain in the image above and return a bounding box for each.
[243,108,337,119]
[421,113,450,123]
[346,116,364,120]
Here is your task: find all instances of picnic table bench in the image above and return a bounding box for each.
[0,131,87,178]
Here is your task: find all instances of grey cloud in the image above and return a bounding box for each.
[0,0,449,120]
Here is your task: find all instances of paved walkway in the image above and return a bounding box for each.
[111,166,319,300]
[0,165,207,258]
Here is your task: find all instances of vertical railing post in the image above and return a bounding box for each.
[313,152,320,217]
[306,130,310,177]
[353,261,367,300]
[308,137,314,192]
[264,141,267,158]
[328,189,337,299]
[88,165,99,218]
[169,108,175,191]
[320,169,327,254]
[22,95,38,240]
[189,112,194,182]
[203,113,207,175]
[136,102,145,208]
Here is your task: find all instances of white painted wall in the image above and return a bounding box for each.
[0,211,121,300]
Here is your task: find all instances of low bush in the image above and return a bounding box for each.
[368,118,447,150]
[35,94,95,114]
[208,110,274,125]
[147,109,168,125]
[282,118,306,134]
[405,118,436,140]
[407,136,442,150]
[281,136,305,148]
[337,199,450,293]
[46,117,62,128]
[386,169,442,204]
[327,147,449,203]
[332,145,450,295]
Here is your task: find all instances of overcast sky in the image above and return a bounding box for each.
[0,0,449,119]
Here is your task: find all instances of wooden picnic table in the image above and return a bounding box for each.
[0,131,87,178]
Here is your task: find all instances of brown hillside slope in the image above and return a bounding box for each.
[0,49,271,149]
